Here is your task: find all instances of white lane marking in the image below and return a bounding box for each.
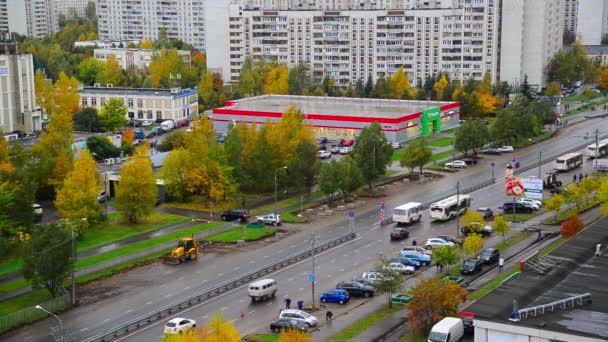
[330,259,336,263]
[266,302,273,306]
[195,270,202,274]
[203,315,209,319]
[340,269,345,272]
[220,306,229,311]
[178,277,184,281]
[146,301,153,305]
[239,299,246,303]
[201,279,208,283]
[125,309,133,314]
[80,328,89,332]
[103,318,110,323]
[277,249,284,253]
[264,255,270,258]
[298,288,304,292]
[289,245,296,248]
[248,310,256,315]
[184,286,191,291]
[233,266,240,271]
[249,260,255,264]
[160,284,167,288]
[287,277,294,282]
[218,273,224,277]
[327,274,332,278]
[229,319,237,323]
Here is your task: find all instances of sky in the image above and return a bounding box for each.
[7,0,27,35]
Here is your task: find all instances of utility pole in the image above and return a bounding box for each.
[311,232,316,310]
[71,226,75,305]
[104,172,108,217]
[455,181,461,238]
[274,169,278,226]
[595,128,600,169]
[538,151,542,179]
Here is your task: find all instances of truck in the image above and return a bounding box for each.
[593,159,608,171]
[160,120,175,132]
[134,130,145,140]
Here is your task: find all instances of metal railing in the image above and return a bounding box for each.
[82,232,357,342]
[0,293,70,332]
[518,293,592,319]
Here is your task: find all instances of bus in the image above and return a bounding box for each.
[393,202,423,225]
[429,194,471,221]
[554,152,583,171]
[586,139,608,158]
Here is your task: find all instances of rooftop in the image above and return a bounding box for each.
[222,95,456,118]
[79,87,197,97]
[466,217,608,340]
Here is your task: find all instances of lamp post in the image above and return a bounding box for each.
[35,305,64,342]
[274,166,287,226]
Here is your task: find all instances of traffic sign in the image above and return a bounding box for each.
[349,211,355,218]
[309,274,316,282]
[491,162,495,167]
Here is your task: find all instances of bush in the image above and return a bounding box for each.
[560,213,584,238]
[86,136,120,160]
[158,130,188,152]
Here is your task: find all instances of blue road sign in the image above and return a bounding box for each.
[349,211,355,218]
[491,162,495,167]
[309,274,316,282]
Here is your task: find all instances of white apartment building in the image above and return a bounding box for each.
[93,48,192,71]
[224,0,499,87]
[0,43,41,133]
[500,0,564,90]
[563,0,578,38]
[96,0,206,51]
[21,0,91,38]
[0,0,8,34]
[576,0,608,44]
[79,87,198,123]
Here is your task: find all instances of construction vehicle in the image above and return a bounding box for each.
[163,235,199,265]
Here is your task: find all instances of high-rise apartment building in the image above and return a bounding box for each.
[96,0,206,51]
[576,0,608,44]
[22,0,91,38]
[0,0,8,34]
[563,0,578,40]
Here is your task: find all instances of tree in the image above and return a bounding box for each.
[122,128,135,146]
[461,210,485,233]
[288,62,310,95]
[545,81,561,96]
[336,155,364,201]
[352,122,393,189]
[140,39,154,49]
[567,182,588,209]
[598,66,608,91]
[373,254,403,308]
[545,194,564,218]
[433,75,448,101]
[432,245,461,270]
[491,215,510,241]
[400,138,432,174]
[279,328,311,342]
[161,148,193,202]
[312,86,324,96]
[319,161,341,203]
[455,119,489,158]
[86,136,120,160]
[22,223,74,297]
[287,140,320,193]
[391,67,410,99]
[77,58,104,85]
[74,107,102,132]
[520,74,533,100]
[407,278,466,335]
[322,76,336,96]
[100,99,128,132]
[354,79,365,98]
[115,145,157,224]
[245,124,275,192]
[159,130,188,152]
[200,314,241,342]
[463,234,485,258]
[561,213,584,238]
[372,75,391,98]
[85,0,97,21]
[238,56,257,96]
[96,56,125,86]
[364,74,374,97]
[55,150,101,224]
[224,125,245,186]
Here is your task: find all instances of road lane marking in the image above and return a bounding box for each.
[289,245,296,248]
[340,269,345,272]
[218,273,224,277]
[146,301,153,305]
[266,302,273,306]
[264,255,270,258]
[277,249,284,253]
[195,270,202,274]
[80,328,89,332]
[298,288,304,291]
[125,309,133,314]
[248,310,256,315]
[249,260,255,264]
[160,284,167,288]
[178,277,184,281]
[239,299,246,303]
[201,279,208,283]
[287,277,294,282]
[184,286,191,290]
[229,319,237,323]
[203,315,209,319]
[233,266,240,271]
[220,307,229,311]
[103,318,110,323]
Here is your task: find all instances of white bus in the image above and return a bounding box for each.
[429,194,471,221]
[586,139,608,158]
[554,152,583,171]
[393,202,423,225]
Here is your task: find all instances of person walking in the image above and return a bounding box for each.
[412,239,417,246]
[579,173,584,184]
[284,297,291,310]
[326,310,333,321]
[499,257,504,271]
[297,299,304,310]
[573,174,577,184]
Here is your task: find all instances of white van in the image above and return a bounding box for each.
[248,278,277,302]
[393,202,423,225]
[160,120,175,132]
[428,317,464,342]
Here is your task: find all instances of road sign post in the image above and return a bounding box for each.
[380,200,385,222]
[491,162,495,179]
[349,211,355,233]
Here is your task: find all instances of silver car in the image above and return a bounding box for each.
[256,213,282,226]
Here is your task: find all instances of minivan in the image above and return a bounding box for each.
[428,317,464,342]
[248,278,277,302]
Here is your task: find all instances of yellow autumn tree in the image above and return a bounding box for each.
[264,65,289,94]
[199,314,240,342]
[268,105,314,167]
[115,144,157,224]
[433,75,449,100]
[96,56,125,87]
[186,115,215,157]
[598,66,608,91]
[474,72,497,114]
[545,81,561,96]
[122,128,135,145]
[139,39,154,49]
[461,209,485,232]
[34,72,52,116]
[463,233,485,258]
[160,329,201,342]
[279,329,311,342]
[0,130,13,176]
[390,67,410,99]
[198,72,214,105]
[55,150,101,225]
[150,48,185,87]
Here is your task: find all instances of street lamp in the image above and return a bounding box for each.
[35,305,64,342]
[274,166,288,226]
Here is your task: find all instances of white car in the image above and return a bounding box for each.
[141,121,153,127]
[498,146,514,153]
[425,238,455,250]
[392,142,402,150]
[319,150,332,159]
[256,213,282,226]
[361,271,383,283]
[444,160,466,168]
[517,199,540,210]
[402,245,433,255]
[386,262,415,274]
[163,318,196,335]
[330,145,341,154]
[279,309,318,327]
[340,147,352,154]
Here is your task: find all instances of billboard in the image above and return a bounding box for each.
[521,177,543,200]
[505,176,525,197]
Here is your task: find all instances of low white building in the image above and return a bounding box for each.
[79,87,198,123]
[93,48,192,71]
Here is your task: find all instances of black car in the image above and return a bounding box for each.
[461,259,483,275]
[318,144,327,151]
[221,209,250,223]
[318,137,328,144]
[476,207,493,219]
[390,227,409,240]
[502,201,534,213]
[269,318,307,333]
[463,317,474,334]
[216,134,225,143]
[461,223,493,237]
[481,148,502,155]
[478,248,500,264]
[336,281,375,298]
[461,157,478,165]
[146,127,163,138]
[351,277,374,287]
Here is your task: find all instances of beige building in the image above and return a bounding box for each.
[93,48,192,71]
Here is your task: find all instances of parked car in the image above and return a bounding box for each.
[463,317,475,334]
[476,207,494,219]
[502,201,534,213]
[392,142,402,150]
[461,157,478,165]
[387,262,415,274]
[390,227,410,240]
[339,147,351,154]
[425,238,454,250]
[351,277,374,286]
[320,289,350,304]
[461,223,493,237]
[460,259,483,275]
[146,127,162,138]
[399,251,431,266]
[319,150,332,159]
[361,271,383,283]
[32,203,43,222]
[481,148,502,155]
[435,235,462,246]
[444,160,466,168]
[402,245,433,255]
[336,281,375,298]
[163,318,196,335]
[256,213,282,226]
[317,137,328,144]
[330,145,341,154]
[98,191,108,203]
[160,120,175,132]
[178,120,190,127]
[518,198,542,208]
[141,121,153,127]
[134,130,145,140]
[390,256,421,268]
[279,309,318,327]
[216,133,225,143]
[270,318,307,333]
[478,248,500,264]
[221,209,250,223]
[318,144,327,151]
[498,146,514,153]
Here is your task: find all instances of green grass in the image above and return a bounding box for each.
[326,305,402,342]
[505,213,538,223]
[468,266,520,301]
[391,150,404,162]
[243,335,279,342]
[429,149,456,163]
[0,289,52,316]
[0,259,23,280]
[250,191,323,216]
[204,226,276,243]
[429,137,453,148]
[76,250,169,284]
[282,212,307,223]
[543,197,603,224]
[495,232,531,252]
[0,278,30,297]
[426,165,456,173]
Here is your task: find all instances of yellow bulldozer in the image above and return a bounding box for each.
[163,235,199,265]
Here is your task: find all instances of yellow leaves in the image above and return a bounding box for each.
[598,66,608,91]
[161,329,201,342]
[55,149,101,223]
[433,75,448,100]
[116,144,157,224]
[463,233,485,257]
[461,209,485,229]
[390,67,410,99]
[264,65,289,95]
[139,39,154,49]
[545,81,561,96]
[150,48,184,87]
[198,72,214,104]
[199,314,241,342]
[475,91,498,114]
[279,329,311,342]
[407,278,467,334]
[97,56,125,87]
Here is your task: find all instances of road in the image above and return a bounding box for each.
[4,115,608,342]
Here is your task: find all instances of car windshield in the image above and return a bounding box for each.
[166,322,176,327]
[428,331,448,342]
[299,311,310,318]
[481,251,492,256]
[464,260,477,267]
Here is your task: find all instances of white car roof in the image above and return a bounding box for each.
[250,278,276,287]
[167,318,189,324]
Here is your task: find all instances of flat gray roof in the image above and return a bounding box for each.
[80,87,197,97]
[466,218,608,340]
[226,95,456,118]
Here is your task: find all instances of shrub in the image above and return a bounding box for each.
[560,213,584,238]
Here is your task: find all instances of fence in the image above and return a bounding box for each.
[0,293,71,333]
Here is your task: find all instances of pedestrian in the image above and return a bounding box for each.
[584,173,588,179]
[537,230,542,239]
[573,174,578,184]
[412,239,417,246]
[297,299,304,310]
[579,173,584,183]
[326,310,333,321]
[436,263,440,271]
[499,257,504,271]
[284,297,291,310]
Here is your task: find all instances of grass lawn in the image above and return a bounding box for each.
[429,137,453,148]
[282,212,307,223]
[505,213,538,223]
[76,250,168,284]
[204,226,276,243]
[391,150,404,162]
[0,278,30,297]
[495,232,531,252]
[468,266,520,301]
[429,149,456,163]
[426,165,456,173]
[0,289,52,317]
[251,191,323,216]
[243,335,279,342]
[326,305,402,342]
[543,197,602,224]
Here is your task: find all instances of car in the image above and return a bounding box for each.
[132,139,142,146]
[463,317,475,334]
[461,223,493,237]
[318,144,327,151]
[340,147,351,154]
[342,139,355,147]
[256,213,282,226]
[518,198,542,208]
[146,127,162,138]
[279,309,318,327]
[320,289,350,304]
[444,160,466,168]
[221,209,250,223]
[317,137,328,144]
[351,277,374,286]
[390,227,410,240]
[216,134,225,143]
[141,121,153,127]
[319,150,332,159]
[481,148,502,155]
[506,160,520,168]
[390,256,421,268]
[425,238,454,250]
[478,248,500,264]
[269,318,307,333]
[392,142,402,150]
[460,259,483,275]
[163,318,196,335]
[387,262,415,274]
[32,203,43,222]
[435,235,462,246]
[178,120,190,127]
[402,245,433,255]
[550,186,568,194]
[98,191,108,203]
[575,80,582,88]
[476,207,494,219]
[399,251,431,266]
[502,201,534,213]
[336,281,375,298]
[361,271,384,283]
[498,146,514,153]
[330,145,341,154]
[461,157,478,165]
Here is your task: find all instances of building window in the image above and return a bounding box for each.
[156,111,162,120]
[137,99,143,108]
[128,99,134,107]
[91,98,97,106]
[101,97,107,106]
[82,97,88,106]
[137,110,143,119]
[147,110,153,120]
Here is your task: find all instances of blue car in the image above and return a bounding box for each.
[399,251,431,267]
[320,289,350,304]
[390,256,421,269]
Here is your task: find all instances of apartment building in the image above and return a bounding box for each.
[93,48,192,71]
[563,0,577,39]
[577,0,608,45]
[0,43,42,133]
[25,0,53,38]
[0,0,8,34]
[96,0,206,51]
[79,87,198,123]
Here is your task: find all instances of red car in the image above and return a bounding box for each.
[178,120,190,127]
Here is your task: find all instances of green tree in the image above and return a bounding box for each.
[545,81,561,96]
[86,136,120,160]
[491,215,510,241]
[96,56,125,86]
[158,130,188,152]
[100,98,128,132]
[336,155,364,200]
[5,144,36,229]
[400,138,432,174]
[319,160,341,203]
[287,140,320,193]
[224,125,245,186]
[373,254,403,308]
[455,119,489,158]
[77,58,104,85]
[239,56,257,96]
[354,79,365,98]
[364,75,374,97]
[288,62,310,95]
[161,148,194,202]
[0,183,15,244]
[116,145,158,223]
[372,75,391,98]
[352,122,393,189]
[520,74,533,100]
[74,107,102,132]
[545,194,564,218]
[245,124,274,192]
[22,223,74,297]
[463,234,485,258]
[432,245,461,270]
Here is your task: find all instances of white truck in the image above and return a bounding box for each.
[160,120,175,132]
[593,159,608,171]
